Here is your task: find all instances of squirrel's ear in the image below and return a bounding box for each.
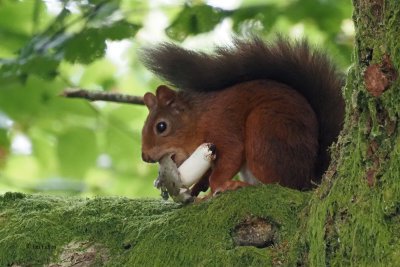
[156,85,176,105]
[156,85,185,113]
[143,92,157,110]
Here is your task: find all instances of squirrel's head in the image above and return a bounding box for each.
[141,85,195,166]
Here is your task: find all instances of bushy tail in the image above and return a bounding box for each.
[140,36,345,179]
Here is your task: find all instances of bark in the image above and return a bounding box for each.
[60,89,145,105]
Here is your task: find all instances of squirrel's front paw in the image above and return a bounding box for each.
[194,192,213,202]
[211,180,251,195]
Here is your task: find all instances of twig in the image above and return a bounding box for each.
[60,88,145,105]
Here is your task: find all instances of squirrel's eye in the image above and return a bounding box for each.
[156,122,167,134]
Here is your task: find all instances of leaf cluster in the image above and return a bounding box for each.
[0,0,353,197]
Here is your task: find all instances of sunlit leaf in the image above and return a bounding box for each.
[166,4,228,41]
[21,55,60,79]
[63,29,107,64]
[63,19,139,64]
[231,5,280,33]
[88,0,115,5]
[100,20,141,40]
[0,31,29,58]
[0,129,10,149]
[0,0,38,35]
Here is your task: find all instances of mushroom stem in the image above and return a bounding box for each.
[178,143,216,187]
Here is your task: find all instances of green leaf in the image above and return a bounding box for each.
[0,0,37,36]
[63,19,139,64]
[0,32,63,82]
[284,0,349,35]
[100,20,141,40]
[0,129,10,148]
[231,5,280,33]
[42,8,72,36]
[0,30,30,58]
[21,55,60,79]
[166,4,228,42]
[63,29,107,64]
[57,127,98,179]
[0,54,60,82]
[0,0,49,57]
[88,0,116,5]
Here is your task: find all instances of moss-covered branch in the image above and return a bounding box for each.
[0,185,310,266]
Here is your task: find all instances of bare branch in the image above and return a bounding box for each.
[60,88,145,105]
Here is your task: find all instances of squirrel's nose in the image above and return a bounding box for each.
[142,152,156,163]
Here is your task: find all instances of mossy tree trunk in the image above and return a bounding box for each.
[303,0,400,265]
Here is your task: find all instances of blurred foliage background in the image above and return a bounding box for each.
[0,0,354,198]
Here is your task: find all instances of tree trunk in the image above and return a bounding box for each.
[1,1,399,266]
[304,0,400,265]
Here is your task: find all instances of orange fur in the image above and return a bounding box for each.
[140,37,344,197]
[142,80,318,195]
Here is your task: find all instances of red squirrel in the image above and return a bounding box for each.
[140,37,344,197]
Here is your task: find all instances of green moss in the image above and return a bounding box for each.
[0,185,310,266]
[301,1,400,266]
[2,191,26,201]
[304,133,400,266]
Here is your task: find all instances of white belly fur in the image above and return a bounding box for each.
[239,164,262,186]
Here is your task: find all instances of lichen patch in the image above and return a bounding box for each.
[364,54,398,98]
[48,241,110,267]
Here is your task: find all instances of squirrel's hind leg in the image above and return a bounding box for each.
[244,103,318,189]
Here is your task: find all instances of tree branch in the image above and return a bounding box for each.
[60,88,145,105]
